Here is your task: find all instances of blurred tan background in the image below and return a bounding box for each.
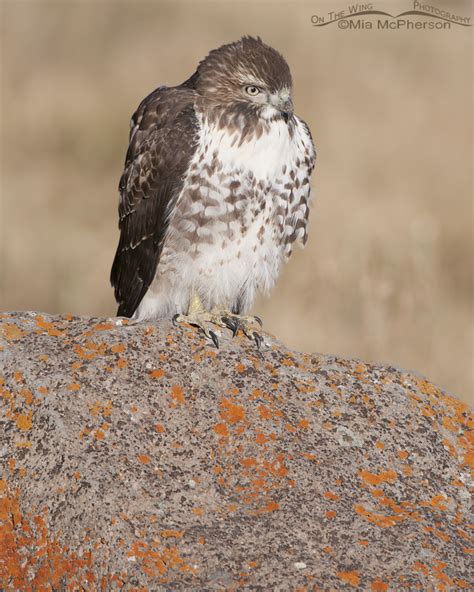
[0,0,472,402]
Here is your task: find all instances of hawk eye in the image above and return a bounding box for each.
[244,85,261,96]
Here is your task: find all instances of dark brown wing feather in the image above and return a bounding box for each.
[110,85,199,317]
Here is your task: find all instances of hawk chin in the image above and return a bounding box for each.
[110,36,316,347]
[259,104,282,120]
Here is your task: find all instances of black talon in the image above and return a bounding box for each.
[172,314,180,326]
[254,316,263,327]
[253,332,263,349]
[222,316,239,337]
[209,330,219,349]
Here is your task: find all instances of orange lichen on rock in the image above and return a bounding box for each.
[127,540,196,579]
[323,545,332,553]
[110,343,126,354]
[412,561,429,575]
[337,570,361,586]
[354,504,405,528]
[89,400,113,418]
[19,388,34,405]
[14,441,32,449]
[294,380,316,394]
[265,500,280,512]
[150,369,165,379]
[15,412,32,432]
[463,449,474,469]
[94,429,105,441]
[443,415,460,433]
[280,356,297,367]
[249,388,264,400]
[257,404,273,420]
[170,385,185,405]
[1,323,26,341]
[213,423,229,437]
[424,525,450,542]
[220,398,246,424]
[411,379,473,446]
[264,454,289,479]
[432,560,454,587]
[35,315,64,337]
[83,322,115,336]
[0,486,97,590]
[240,457,258,468]
[255,431,268,444]
[252,500,280,514]
[74,342,108,360]
[420,494,449,511]
[359,469,398,486]
[371,578,389,591]
[160,530,184,538]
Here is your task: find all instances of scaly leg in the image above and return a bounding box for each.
[172,293,223,348]
[218,311,264,348]
[173,295,264,348]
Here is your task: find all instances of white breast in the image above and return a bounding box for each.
[204,116,294,177]
[134,111,315,321]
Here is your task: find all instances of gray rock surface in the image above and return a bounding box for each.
[0,311,472,590]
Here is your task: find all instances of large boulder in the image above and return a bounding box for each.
[0,312,472,590]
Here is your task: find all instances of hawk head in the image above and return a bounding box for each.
[193,36,294,121]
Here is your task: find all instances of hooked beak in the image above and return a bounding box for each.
[270,93,294,122]
[279,97,294,114]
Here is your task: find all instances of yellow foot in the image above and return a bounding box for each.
[172,309,264,348]
[219,312,264,348]
[172,310,223,348]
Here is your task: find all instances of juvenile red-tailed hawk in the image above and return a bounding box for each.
[111,36,316,347]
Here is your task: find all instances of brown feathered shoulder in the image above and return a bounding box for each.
[110,85,199,317]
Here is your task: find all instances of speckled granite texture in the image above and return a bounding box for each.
[0,312,472,591]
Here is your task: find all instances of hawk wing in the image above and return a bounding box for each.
[110,85,199,317]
